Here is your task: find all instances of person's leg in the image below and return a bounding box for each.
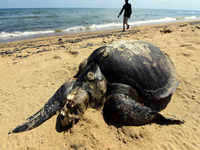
[123,17,127,31]
[127,19,130,29]
[124,17,130,30]
[125,17,129,29]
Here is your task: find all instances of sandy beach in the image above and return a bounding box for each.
[1,20,200,150]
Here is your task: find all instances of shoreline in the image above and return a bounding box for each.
[0,18,200,44]
[1,19,200,59]
[0,19,199,48]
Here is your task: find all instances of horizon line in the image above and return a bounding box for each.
[0,7,199,11]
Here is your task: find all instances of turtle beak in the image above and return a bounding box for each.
[8,81,75,134]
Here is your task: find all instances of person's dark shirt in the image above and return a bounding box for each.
[122,3,132,18]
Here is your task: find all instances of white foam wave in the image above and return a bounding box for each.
[131,17,177,26]
[184,16,197,20]
[0,30,54,40]
[63,23,122,32]
[63,26,86,32]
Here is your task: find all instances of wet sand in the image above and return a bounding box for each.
[1,20,200,150]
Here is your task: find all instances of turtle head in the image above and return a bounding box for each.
[75,62,107,109]
[55,62,107,132]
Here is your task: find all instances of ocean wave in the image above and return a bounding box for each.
[63,23,122,32]
[184,16,197,20]
[0,30,54,40]
[0,15,58,20]
[131,17,177,26]
[0,16,199,42]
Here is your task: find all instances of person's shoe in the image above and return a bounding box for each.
[127,25,130,30]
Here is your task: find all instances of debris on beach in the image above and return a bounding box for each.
[160,28,173,33]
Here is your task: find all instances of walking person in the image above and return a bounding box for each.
[118,0,132,32]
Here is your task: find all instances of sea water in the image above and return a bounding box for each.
[0,8,200,42]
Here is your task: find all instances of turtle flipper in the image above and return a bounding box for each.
[103,93,157,126]
[103,93,184,126]
[9,81,75,134]
[153,113,184,125]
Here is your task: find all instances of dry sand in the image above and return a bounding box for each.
[0,20,200,150]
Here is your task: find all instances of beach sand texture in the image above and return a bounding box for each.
[0,21,200,150]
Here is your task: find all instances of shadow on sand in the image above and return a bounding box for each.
[56,112,184,133]
[102,112,184,128]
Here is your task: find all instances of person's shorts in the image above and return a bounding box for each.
[123,17,129,24]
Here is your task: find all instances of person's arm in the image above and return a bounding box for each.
[118,5,124,18]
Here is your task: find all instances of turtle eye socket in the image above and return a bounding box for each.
[87,72,95,81]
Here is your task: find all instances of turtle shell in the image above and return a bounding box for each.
[87,40,178,100]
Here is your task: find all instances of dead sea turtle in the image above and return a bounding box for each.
[9,40,183,134]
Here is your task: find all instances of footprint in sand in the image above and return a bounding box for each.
[180,44,196,49]
[181,53,191,57]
